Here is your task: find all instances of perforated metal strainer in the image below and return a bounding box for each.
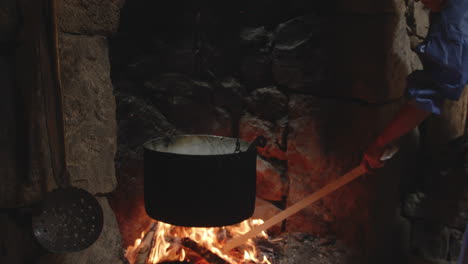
[31,187,103,252]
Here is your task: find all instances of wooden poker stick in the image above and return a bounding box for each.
[223,165,367,252]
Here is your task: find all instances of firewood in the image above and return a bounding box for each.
[181,238,230,264]
[137,223,158,264]
[161,236,207,264]
[124,222,157,264]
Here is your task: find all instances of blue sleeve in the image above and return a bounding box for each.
[406,70,444,115]
[406,1,468,115]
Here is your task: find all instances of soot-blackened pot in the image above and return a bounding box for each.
[143,135,263,227]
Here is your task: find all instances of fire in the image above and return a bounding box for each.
[126,219,272,264]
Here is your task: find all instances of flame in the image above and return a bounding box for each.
[126,219,272,264]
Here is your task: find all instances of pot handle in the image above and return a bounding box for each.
[246,135,267,153]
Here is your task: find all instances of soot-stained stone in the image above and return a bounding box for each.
[245,86,288,122]
[239,112,288,161]
[240,54,273,89]
[213,77,245,117]
[256,157,285,201]
[115,91,178,160]
[240,27,274,53]
[272,14,332,93]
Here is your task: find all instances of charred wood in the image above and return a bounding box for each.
[180,238,230,264]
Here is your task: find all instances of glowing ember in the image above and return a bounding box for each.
[126,219,272,264]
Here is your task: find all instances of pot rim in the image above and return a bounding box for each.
[143,134,252,157]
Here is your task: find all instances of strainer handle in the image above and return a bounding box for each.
[42,0,69,188]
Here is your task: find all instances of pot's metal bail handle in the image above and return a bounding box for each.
[235,138,241,153]
[235,136,267,153]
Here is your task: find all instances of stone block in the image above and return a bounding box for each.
[240,53,273,89]
[59,33,117,194]
[239,112,288,160]
[214,77,245,117]
[245,86,288,122]
[256,157,285,201]
[58,0,124,36]
[272,14,332,94]
[240,26,274,53]
[413,1,430,38]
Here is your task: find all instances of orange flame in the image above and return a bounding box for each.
[126,219,272,264]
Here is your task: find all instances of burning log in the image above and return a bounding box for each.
[164,236,225,264]
[136,224,157,264]
[125,222,158,264]
[181,238,230,264]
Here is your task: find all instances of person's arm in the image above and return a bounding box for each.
[363,101,431,169]
[374,101,430,147]
[363,0,447,170]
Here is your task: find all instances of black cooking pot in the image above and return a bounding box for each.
[143,135,266,227]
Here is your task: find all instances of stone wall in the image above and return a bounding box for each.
[0,0,125,263]
[107,1,442,263]
[401,2,468,263]
[401,137,468,263]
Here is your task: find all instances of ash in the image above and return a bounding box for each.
[274,233,350,264]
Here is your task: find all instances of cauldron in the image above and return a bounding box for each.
[143,135,264,227]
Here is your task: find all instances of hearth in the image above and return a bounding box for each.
[125,219,274,264]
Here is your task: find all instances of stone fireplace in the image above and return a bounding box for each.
[1,0,467,263]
